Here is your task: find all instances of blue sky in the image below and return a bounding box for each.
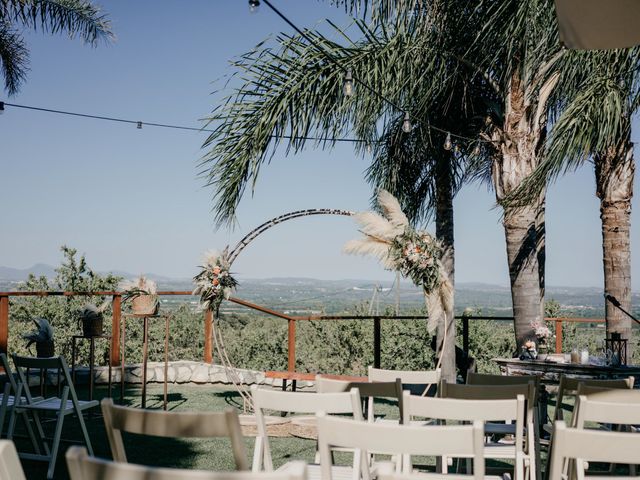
[1,1,638,289]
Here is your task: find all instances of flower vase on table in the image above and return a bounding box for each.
[520,341,538,360]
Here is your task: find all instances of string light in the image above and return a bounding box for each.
[137,121,142,129]
[249,0,260,13]
[0,101,4,114]
[473,142,481,155]
[454,144,460,154]
[402,112,412,133]
[485,114,492,125]
[343,69,354,97]
[443,132,452,150]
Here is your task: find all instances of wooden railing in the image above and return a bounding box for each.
[0,290,607,371]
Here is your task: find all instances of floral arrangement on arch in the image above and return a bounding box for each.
[344,189,452,333]
[193,249,238,311]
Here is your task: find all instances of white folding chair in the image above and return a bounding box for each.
[548,421,640,480]
[440,381,538,480]
[403,392,526,479]
[66,446,307,480]
[251,385,363,480]
[7,354,98,479]
[101,398,248,469]
[0,440,27,480]
[368,367,441,396]
[316,412,487,479]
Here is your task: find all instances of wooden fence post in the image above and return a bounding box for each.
[110,294,121,367]
[0,295,8,355]
[555,319,563,354]
[462,314,470,356]
[204,310,213,364]
[373,317,381,368]
[288,319,296,371]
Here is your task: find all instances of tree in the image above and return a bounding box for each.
[0,0,112,95]
[11,246,121,362]
[506,49,640,357]
[200,11,493,380]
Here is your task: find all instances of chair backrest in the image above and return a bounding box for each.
[367,366,441,385]
[439,380,535,402]
[101,398,248,468]
[251,385,362,472]
[553,375,633,422]
[573,394,640,428]
[0,440,27,480]
[466,372,540,389]
[316,412,485,480]
[315,376,403,423]
[577,383,640,400]
[66,446,306,480]
[548,421,640,480]
[11,354,79,407]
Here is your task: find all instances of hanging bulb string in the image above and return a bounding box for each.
[1,101,378,143]
[259,0,493,145]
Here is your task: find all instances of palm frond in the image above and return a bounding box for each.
[0,20,28,95]
[3,0,113,45]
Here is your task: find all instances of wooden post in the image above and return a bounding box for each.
[204,310,213,364]
[555,319,563,354]
[373,317,381,368]
[110,294,121,367]
[288,319,296,372]
[0,295,8,355]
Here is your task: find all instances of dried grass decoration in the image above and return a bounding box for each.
[344,190,453,333]
[120,276,159,315]
[193,249,238,311]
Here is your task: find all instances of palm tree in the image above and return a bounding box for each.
[507,49,640,358]
[0,0,112,95]
[200,15,491,380]
[336,0,564,350]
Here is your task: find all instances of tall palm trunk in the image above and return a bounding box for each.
[434,156,456,382]
[595,139,635,360]
[492,72,553,351]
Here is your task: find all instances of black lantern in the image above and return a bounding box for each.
[605,332,628,366]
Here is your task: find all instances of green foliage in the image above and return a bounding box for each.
[10,246,121,364]
[0,0,113,95]
[545,299,562,318]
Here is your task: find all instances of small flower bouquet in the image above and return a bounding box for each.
[119,276,159,315]
[531,320,554,346]
[193,249,238,311]
[388,229,443,292]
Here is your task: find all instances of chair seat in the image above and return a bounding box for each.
[0,395,32,408]
[18,398,98,412]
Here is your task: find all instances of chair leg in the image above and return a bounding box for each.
[76,407,94,455]
[46,388,69,480]
[30,410,50,455]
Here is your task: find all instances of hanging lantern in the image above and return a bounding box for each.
[604,332,628,366]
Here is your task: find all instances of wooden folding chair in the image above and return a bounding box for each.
[440,381,538,480]
[548,421,640,480]
[0,440,27,480]
[316,412,488,479]
[551,375,633,426]
[7,354,98,479]
[368,366,441,396]
[251,385,363,480]
[0,353,41,448]
[403,392,527,479]
[66,446,307,480]
[101,398,248,469]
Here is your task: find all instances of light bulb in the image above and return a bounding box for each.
[343,69,354,97]
[0,101,4,114]
[367,144,372,155]
[443,132,452,150]
[137,121,142,129]
[454,144,460,154]
[485,114,492,125]
[473,143,481,155]
[249,0,260,13]
[402,112,412,133]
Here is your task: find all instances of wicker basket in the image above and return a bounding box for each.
[132,295,159,315]
[36,340,55,358]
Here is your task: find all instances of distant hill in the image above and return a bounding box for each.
[0,263,57,280]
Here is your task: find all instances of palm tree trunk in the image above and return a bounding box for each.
[435,157,456,382]
[595,140,635,360]
[493,72,549,352]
